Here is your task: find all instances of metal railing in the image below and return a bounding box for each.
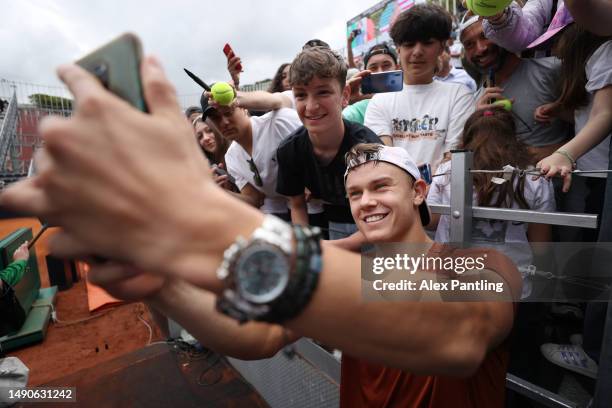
[0,90,20,174]
[447,151,603,408]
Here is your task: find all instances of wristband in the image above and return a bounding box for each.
[553,150,577,169]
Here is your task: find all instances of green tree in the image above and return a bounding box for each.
[28,93,73,110]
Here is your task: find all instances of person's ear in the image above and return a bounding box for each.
[436,40,445,57]
[342,84,351,108]
[413,179,428,206]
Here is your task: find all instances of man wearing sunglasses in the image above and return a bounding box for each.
[460,13,573,162]
[202,96,302,221]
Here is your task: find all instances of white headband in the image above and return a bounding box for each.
[459,13,481,40]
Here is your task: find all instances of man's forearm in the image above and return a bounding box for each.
[225,190,259,207]
[235,91,292,111]
[282,244,513,376]
[155,222,512,376]
[148,279,291,360]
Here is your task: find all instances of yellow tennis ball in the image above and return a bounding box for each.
[466,0,512,17]
[493,98,513,111]
[211,82,235,106]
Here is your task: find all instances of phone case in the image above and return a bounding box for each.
[76,33,147,112]
[223,43,242,71]
[361,70,403,94]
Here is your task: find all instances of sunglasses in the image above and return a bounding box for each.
[247,158,263,187]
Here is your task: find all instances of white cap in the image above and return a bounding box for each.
[459,12,481,41]
[344,145,431,226]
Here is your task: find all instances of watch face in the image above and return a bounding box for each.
[235,242,290,304]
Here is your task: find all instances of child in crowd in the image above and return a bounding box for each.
[427,108,555,299]
[365,3,474,171]
[268,63,292,93]
[193,115,231,168]
[192,114,238,193]
[0,242,30,337]
[276,46,380,249]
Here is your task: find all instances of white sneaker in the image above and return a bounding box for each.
[541,343,598,379]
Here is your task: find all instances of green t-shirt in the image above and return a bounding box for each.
[0,260,27,287]
[342,99,370,125]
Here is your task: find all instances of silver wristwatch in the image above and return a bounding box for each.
[216,215,295,323]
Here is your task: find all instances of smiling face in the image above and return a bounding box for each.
[461,21,501,71]
[366,53,397,73]
[345,162,426,243]
[397,39,444,84]
[195,121,217,153]
[292,76,349,135]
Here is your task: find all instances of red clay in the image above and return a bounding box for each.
[9,280,164,385]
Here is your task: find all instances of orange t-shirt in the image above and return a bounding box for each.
[340,245,522,408]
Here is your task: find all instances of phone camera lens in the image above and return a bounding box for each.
[93,62,110,89]
[94,63,107,76]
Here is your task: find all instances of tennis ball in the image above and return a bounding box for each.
[493,98,512,111]
[466,0,512,17]
[211,82,235,106]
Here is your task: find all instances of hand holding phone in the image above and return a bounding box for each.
[360,70,403,94]
[76,33,147,112]
[223,43,242,72]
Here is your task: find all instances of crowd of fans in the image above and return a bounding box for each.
[2,0,611,407]
[179,0,611,403]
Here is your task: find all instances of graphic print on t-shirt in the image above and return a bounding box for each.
[391,114,446,143]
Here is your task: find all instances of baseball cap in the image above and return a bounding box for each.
[527,3,573,49]
[363,43,398,69]
[302,39,330,50]
[344,145,431,226]
[199,88,218,121]
[185,105,202,119]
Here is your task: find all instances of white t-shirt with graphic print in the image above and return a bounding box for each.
[364,80,475,169]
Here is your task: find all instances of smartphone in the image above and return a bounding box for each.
[223,43,242,72]
[213,166,236,185]
[76,33,147,112]
[418,163,432,185]
[360,70,403,94]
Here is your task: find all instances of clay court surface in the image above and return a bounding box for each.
[3,218,165,385]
